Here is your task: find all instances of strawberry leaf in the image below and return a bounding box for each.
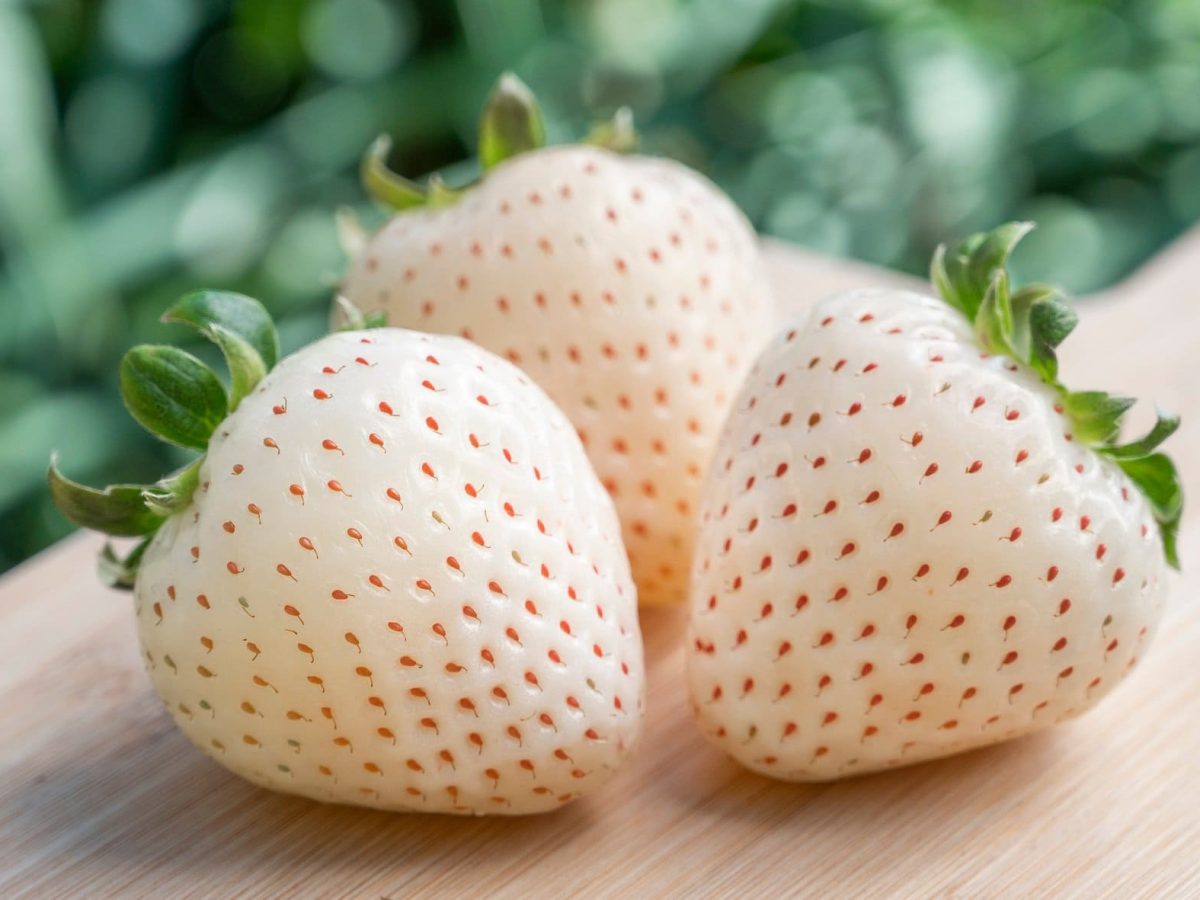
[333,295,388,331]
[931,234,979,319]
[965,222,1033,311]
[142,457,204,517]
[1016,286,1076,382]
[1161,520,1180,571]
[47,458,165,537]
[1062,391,1135,445]
[1117,454,1182,519]
[931,237,977,317]
[426,173,462,208]
[99,537,153,591]
[975,269,1015,354]
[478,72,547,171]
[206,324,266,411]
[932,222,1033,321]
[120,345,228,450]
[929,244,959,314]
[1117,453,1183,569]
[361,135,427,211]
[585,107,638,153]
[164,290,279,370]
[1099,410,1181,461]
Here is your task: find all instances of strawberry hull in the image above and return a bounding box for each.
[687,289,1168,781]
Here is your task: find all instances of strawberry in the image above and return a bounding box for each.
[49,292,643,814]
[687,223,1182,780]
[339,74,775,605]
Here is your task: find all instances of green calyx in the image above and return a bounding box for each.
[47,291,280,591]
[361,72,638,212]
[332,295,389,331]
[932,223,1183,569]
[479,72,547,171]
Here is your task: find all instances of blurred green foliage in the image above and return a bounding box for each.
[1,0,1198,572]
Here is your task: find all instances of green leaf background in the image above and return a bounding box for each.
[3,0,1200,572]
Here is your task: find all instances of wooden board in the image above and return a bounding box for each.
[3,237,1199,899]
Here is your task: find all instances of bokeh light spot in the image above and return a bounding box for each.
[1070,69,1160,157]
[64,74,154,184]
[302,0,414,81]
[102,0,200,65]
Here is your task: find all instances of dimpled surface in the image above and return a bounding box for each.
[688,289,1167,781]
[135,328,643,815]
[341,146,775,605]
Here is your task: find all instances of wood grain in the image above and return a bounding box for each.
[2,237,1198,899]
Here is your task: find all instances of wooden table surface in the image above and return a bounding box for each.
[3,236,1198,899]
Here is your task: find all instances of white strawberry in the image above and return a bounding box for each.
[339,74,775,605]
[687,223,1181,780]
[50,292,643,814]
